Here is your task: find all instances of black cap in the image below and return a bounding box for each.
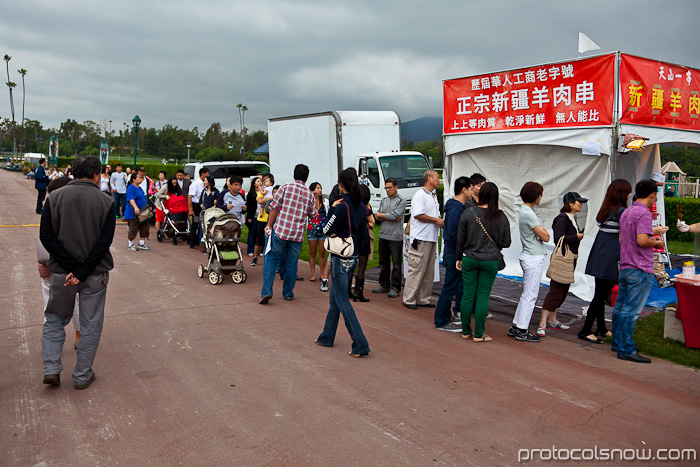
[563,192,588,204]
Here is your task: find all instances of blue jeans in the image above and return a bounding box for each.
[246,218,256,255]
[261,232,302,299]
[112,192,126,217]
[611,268,654,357]
[434,252,462,327]
[316,255,370,355]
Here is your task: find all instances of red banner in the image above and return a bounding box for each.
[443,54,615,134]
[619,54,700,131]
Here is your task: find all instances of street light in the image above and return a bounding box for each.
[186,142,191,163]
[228,142,233,151]
[132,115,141,168]
[39,137,43,155]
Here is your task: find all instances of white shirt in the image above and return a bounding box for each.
[410,188,440,242]
[139,178,149,195]
[189,178,205,203]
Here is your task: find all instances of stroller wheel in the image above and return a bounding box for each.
[217,273,224,284]
[208,271,220,285]
[157,230,163,242]
[240,271,247,283]
[173,236,178,245]
[197,264,204,278]
[231,270,244,284]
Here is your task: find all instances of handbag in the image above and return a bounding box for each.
[546,236,577,284]
[137,205,153,223]
[324,203,355,257]
[473,209,506,270]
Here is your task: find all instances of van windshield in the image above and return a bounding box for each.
[378,155,430,187]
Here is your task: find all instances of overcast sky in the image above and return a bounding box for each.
[1,0,698,134]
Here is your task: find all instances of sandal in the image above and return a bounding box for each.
[472,334,493,342]
[461,333,472,340]
[349,351,369,358]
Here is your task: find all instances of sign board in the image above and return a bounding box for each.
[48,136,59,165]
[100,141,109,164]
[619,54,700,131]
[443,54,616,134]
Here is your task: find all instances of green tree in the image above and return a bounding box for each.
[203,122,225,149]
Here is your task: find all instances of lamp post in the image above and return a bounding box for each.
[228,142,233,152]
[39,137,43,155]
[186,142,191,163]
[132,115,141,168]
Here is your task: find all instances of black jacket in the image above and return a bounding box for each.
[322,194,368,257]
[552,212,581,254]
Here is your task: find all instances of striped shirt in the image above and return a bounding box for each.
[269,180,317,242]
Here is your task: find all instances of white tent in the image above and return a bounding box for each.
[443,53,700,302]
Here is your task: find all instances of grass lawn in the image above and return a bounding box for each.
[239,224,384,273]
[604,312,700,369]
[667,240,697,256]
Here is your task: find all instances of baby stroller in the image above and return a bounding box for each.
[197,208,247,285]
[156,193,190,245]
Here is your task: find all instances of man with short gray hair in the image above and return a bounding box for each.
[372,177,407,298]
[40,156,116,390]
[403,170,443,310]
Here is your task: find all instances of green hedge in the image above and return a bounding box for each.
[55,156,182,180]
[664,197,700,241]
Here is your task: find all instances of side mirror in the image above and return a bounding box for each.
[360,159,368,177]
[428,156,434,170]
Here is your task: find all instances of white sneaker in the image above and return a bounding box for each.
[547,321,570,330]
[138,244,150,250]
[128,245,138,252]
[537,325,546,337]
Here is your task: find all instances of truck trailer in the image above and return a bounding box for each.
[268,111,432,216]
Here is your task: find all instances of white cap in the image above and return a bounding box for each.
[651,173,664,183]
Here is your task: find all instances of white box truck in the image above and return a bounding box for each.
[268,111,431,216]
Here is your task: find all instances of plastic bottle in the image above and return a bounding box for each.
[682,261,695,279]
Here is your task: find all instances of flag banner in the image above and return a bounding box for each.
[100,141,109,164]
[619,54,700,132]
[443,54,615,135]
[49,136,59,164]
[578,32,600,54]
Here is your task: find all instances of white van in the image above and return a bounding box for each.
[183,161,270,192]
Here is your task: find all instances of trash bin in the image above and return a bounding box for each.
[674,280,700,349]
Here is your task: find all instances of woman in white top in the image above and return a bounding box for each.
[99,167,111,194]
[510,182,550,342]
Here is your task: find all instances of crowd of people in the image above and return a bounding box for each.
[35,154,693,390]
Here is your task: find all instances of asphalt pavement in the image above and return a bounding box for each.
[1,168,699,466]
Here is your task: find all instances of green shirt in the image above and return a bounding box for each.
[519,204,545,256]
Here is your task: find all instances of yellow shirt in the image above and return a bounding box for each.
[257,191,269,222]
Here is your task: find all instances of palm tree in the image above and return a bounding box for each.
[4,54,16,158]
[236,103,247,160]
[18,68,26,153]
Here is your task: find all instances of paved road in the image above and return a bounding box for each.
[1,169,699,466]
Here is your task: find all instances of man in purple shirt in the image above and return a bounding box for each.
[612,180,666,363]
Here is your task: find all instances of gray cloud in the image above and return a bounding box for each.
[1,0,698,134]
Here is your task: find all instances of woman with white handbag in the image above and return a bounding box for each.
[537,192,586,337]
[315,169,370,358]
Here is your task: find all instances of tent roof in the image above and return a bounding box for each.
[253,142,269,154]
[661,161,685,175]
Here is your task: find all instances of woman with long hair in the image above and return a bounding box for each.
[349,184,374,302]
[99,167,111,194]
[509,182,550,342]
[315,168,370,358]
[307,182,330,289]
[456,182,511,342]
[578,179,632,343]
[245,176,261,256]
[537,192,587,337]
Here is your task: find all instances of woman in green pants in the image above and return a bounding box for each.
[455,182,511,342]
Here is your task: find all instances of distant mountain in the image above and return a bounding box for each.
[401,117,442,143]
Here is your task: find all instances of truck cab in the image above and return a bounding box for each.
[357,151,431,218]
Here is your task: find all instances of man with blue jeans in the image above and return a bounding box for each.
[434,176,472,331]
[612,179,667,363]
[259,164,317,304]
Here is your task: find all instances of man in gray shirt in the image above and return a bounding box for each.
[40,156,116,390]
[372,177,407,298]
